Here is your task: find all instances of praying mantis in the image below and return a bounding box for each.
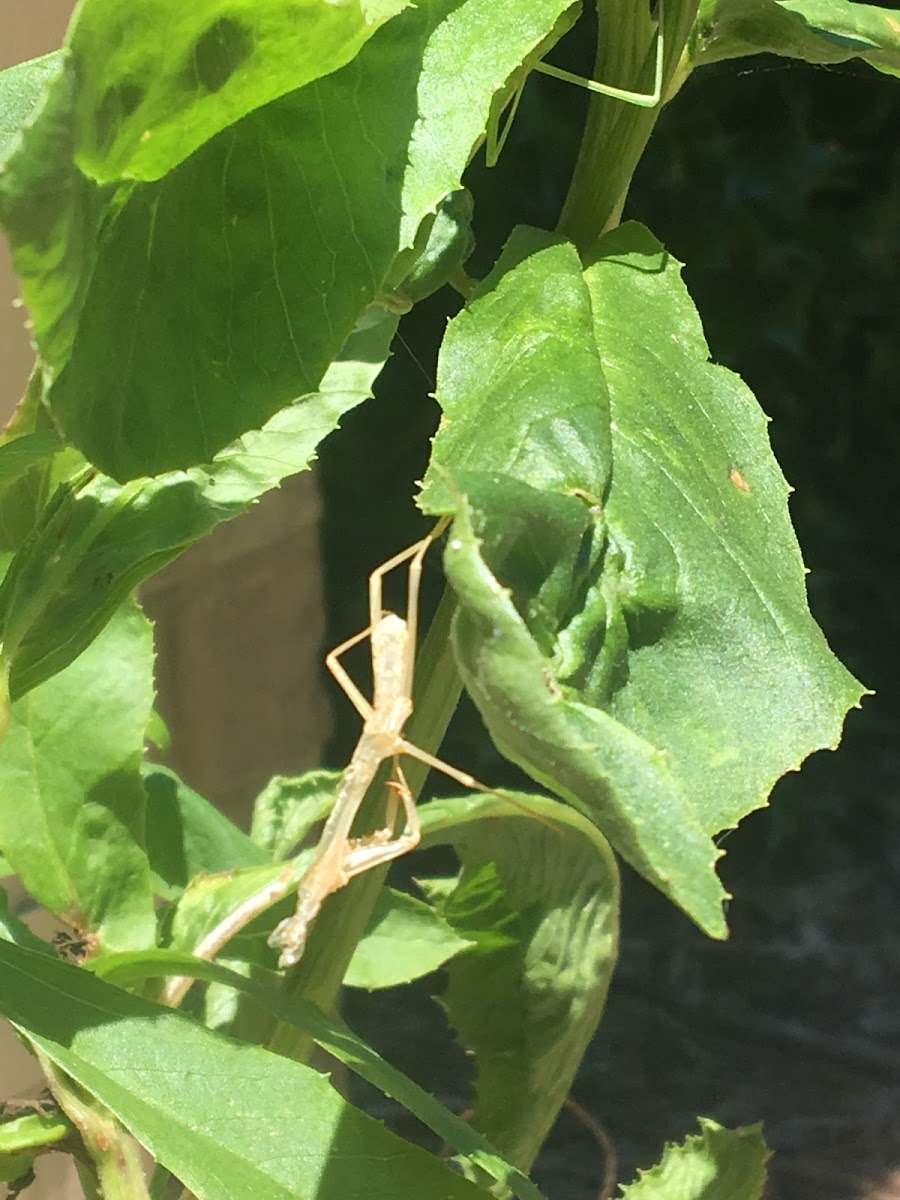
[267,519,483,967]
[485,0,665,167]
[164,520,482,1005]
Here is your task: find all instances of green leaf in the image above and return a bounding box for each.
[163,865,467,995]
[90,947,547,1200]
[0,1147,38,1186]
[0,0,579,479]
[420,229,611,512]
[691,0,900,75]
[250,769,341,859]
[620,1119,770,1200]
[0,942,491,1200]
[345,887,473,989]
[0,1108,75,1166]
[165,860,301,960]
[0,307,397,700]
[419,791,618,1171]
[0,53,63,161]
[421,224,863,937]
[585,222,863,835]
[0,432,67,490]
[64,0,410,183]
[0,602,156,950]
[144,766,269,901]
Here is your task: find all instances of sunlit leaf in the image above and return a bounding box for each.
[0,603,155,949]
[421,224,863,936]
[691,0,900,75]
[250,769,340,860]
[345,887,473,989]
[0,941,492,1200]
[0,0,577,479]
[620,1119,770,1200]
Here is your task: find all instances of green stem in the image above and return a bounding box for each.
[37,1053,149,1200]
[265,584,463,1061]
[557,0,699,251]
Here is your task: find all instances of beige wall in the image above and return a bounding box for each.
[0,9,329,1195]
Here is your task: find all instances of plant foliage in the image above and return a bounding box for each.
[0,0,886,1196]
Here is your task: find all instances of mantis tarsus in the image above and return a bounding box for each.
[164,522,482,1005]
[487,0,665,167]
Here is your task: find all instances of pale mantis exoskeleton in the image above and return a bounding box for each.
[268,517,486,966]
[486,0,665,167]
[163,519,483,1006]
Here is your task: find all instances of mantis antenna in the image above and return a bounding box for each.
[487,0,664,166]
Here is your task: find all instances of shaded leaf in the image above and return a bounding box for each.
[0,432,66,490]
[691,0,900,74]
[144,766,269,901]
[419,791,618,1171]
[0,602,155,950]
[621,1119,770,1200]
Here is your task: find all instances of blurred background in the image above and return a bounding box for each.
[2,4,899,1198]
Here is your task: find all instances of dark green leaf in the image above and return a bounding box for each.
[0,887,52,955]
[621,1119,770,1200]
[0,602,156,949]
[0,432,66,490]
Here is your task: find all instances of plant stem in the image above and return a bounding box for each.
[37,1053,149,1200]
[557,0,699,251]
